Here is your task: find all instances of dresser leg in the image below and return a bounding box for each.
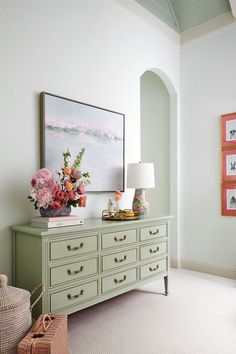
[164,276,168,295]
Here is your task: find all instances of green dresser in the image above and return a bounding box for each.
[11,216,171,318]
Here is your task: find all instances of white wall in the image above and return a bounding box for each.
[140,70,170,215]
[181,23,236,270]
[0,0,180,280]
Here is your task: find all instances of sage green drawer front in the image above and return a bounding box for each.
[50,235,98,260]
[102,249,137,272]
[102,268,137,293]
[50,280,98,312]
[140,258,167,279]
[102,229,137,250]
[50,257,98,286]
[140,224,166,241]
[140,241,167,261]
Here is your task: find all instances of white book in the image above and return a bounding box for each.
[31,218,84,228]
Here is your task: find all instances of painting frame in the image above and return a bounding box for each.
[221,183,236,216]
[221,149,236,182]
[40,92,125,192]
[221,112,236,149]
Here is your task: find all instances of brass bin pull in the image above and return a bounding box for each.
[149,265,159,272]
[67,289,84,300]
[67,242,84,251]
[67,266,84,275]
[149,247,159,254]
[114,275,127,284]
[114,255,127,263]
[114,235,127,242]
[149,229,159,235]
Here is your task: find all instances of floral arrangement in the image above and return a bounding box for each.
[28,148,90,211]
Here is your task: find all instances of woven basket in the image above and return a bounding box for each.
[0,274,43,354]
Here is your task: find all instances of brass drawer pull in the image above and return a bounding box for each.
[67,289,84,300]
[67,242,84,251]
[114,235,127,242]
[67,266,84,275]
[114,255,127,263]
[149,246,159,254]
[149,229,159,236]
[114,275,127,284]
[149,265,159,272]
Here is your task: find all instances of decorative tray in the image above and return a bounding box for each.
[102,210,140,221]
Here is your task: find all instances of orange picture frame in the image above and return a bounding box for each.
[221,112,236,149]
[221,183,236,216]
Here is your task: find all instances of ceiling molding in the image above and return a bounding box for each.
[181,12,236,44]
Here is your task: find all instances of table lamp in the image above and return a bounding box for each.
[127,162,155,217]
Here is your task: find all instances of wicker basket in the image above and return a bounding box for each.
[0,274,43,354]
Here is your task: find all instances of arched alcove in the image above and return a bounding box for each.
[140,68,179,264]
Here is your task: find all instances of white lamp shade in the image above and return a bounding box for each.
[127,163,155,189]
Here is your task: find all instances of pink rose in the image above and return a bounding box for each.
[77,185,85,195]
[78,195,86,207]
[31,178,37,188]
[68,190,75,200]
[71,168,81,180]
[52,183,61,193]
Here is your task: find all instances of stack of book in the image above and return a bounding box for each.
[31,215,84,228]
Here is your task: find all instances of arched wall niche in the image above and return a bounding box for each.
[140,68,179,263]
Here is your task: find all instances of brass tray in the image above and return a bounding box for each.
[102,210,140,221]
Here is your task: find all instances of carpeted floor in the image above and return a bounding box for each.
[68,269,236,354]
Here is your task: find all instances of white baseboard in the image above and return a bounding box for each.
[171,258,236,279]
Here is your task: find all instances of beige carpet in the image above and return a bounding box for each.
[68,269,236,354]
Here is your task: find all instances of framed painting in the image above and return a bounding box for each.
[221,183,236,216]
[221,112,236,148]
[40,92,125,192]
[221,149,236,182]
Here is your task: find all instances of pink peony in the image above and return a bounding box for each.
[36,187,53,208]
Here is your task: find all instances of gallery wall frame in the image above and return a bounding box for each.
[40,92,125,192]
[221,183,236,216]
[221,112,236,149]
[221,149,236,182]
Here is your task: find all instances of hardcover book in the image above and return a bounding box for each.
[31,215,84,228]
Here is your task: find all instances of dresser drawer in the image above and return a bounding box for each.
[140,241,167,261]
[50,280,98,312]
[140,258,167,279]
[50,235,98,260]
[50,257,98,286]
[102,268,137,293]
[102,249,137,272]
[140,224,166,241]
[102,229,137,250]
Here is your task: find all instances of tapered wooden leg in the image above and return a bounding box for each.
[164,276,168,296]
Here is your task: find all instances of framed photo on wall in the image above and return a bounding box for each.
[221,149,236,182]
[221,183,236,216]
[40,92,125,192]
[221,112,236,148]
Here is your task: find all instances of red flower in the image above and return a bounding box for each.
[50,201,61,209]
[54,190,65,200]
[78,195,86,207]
